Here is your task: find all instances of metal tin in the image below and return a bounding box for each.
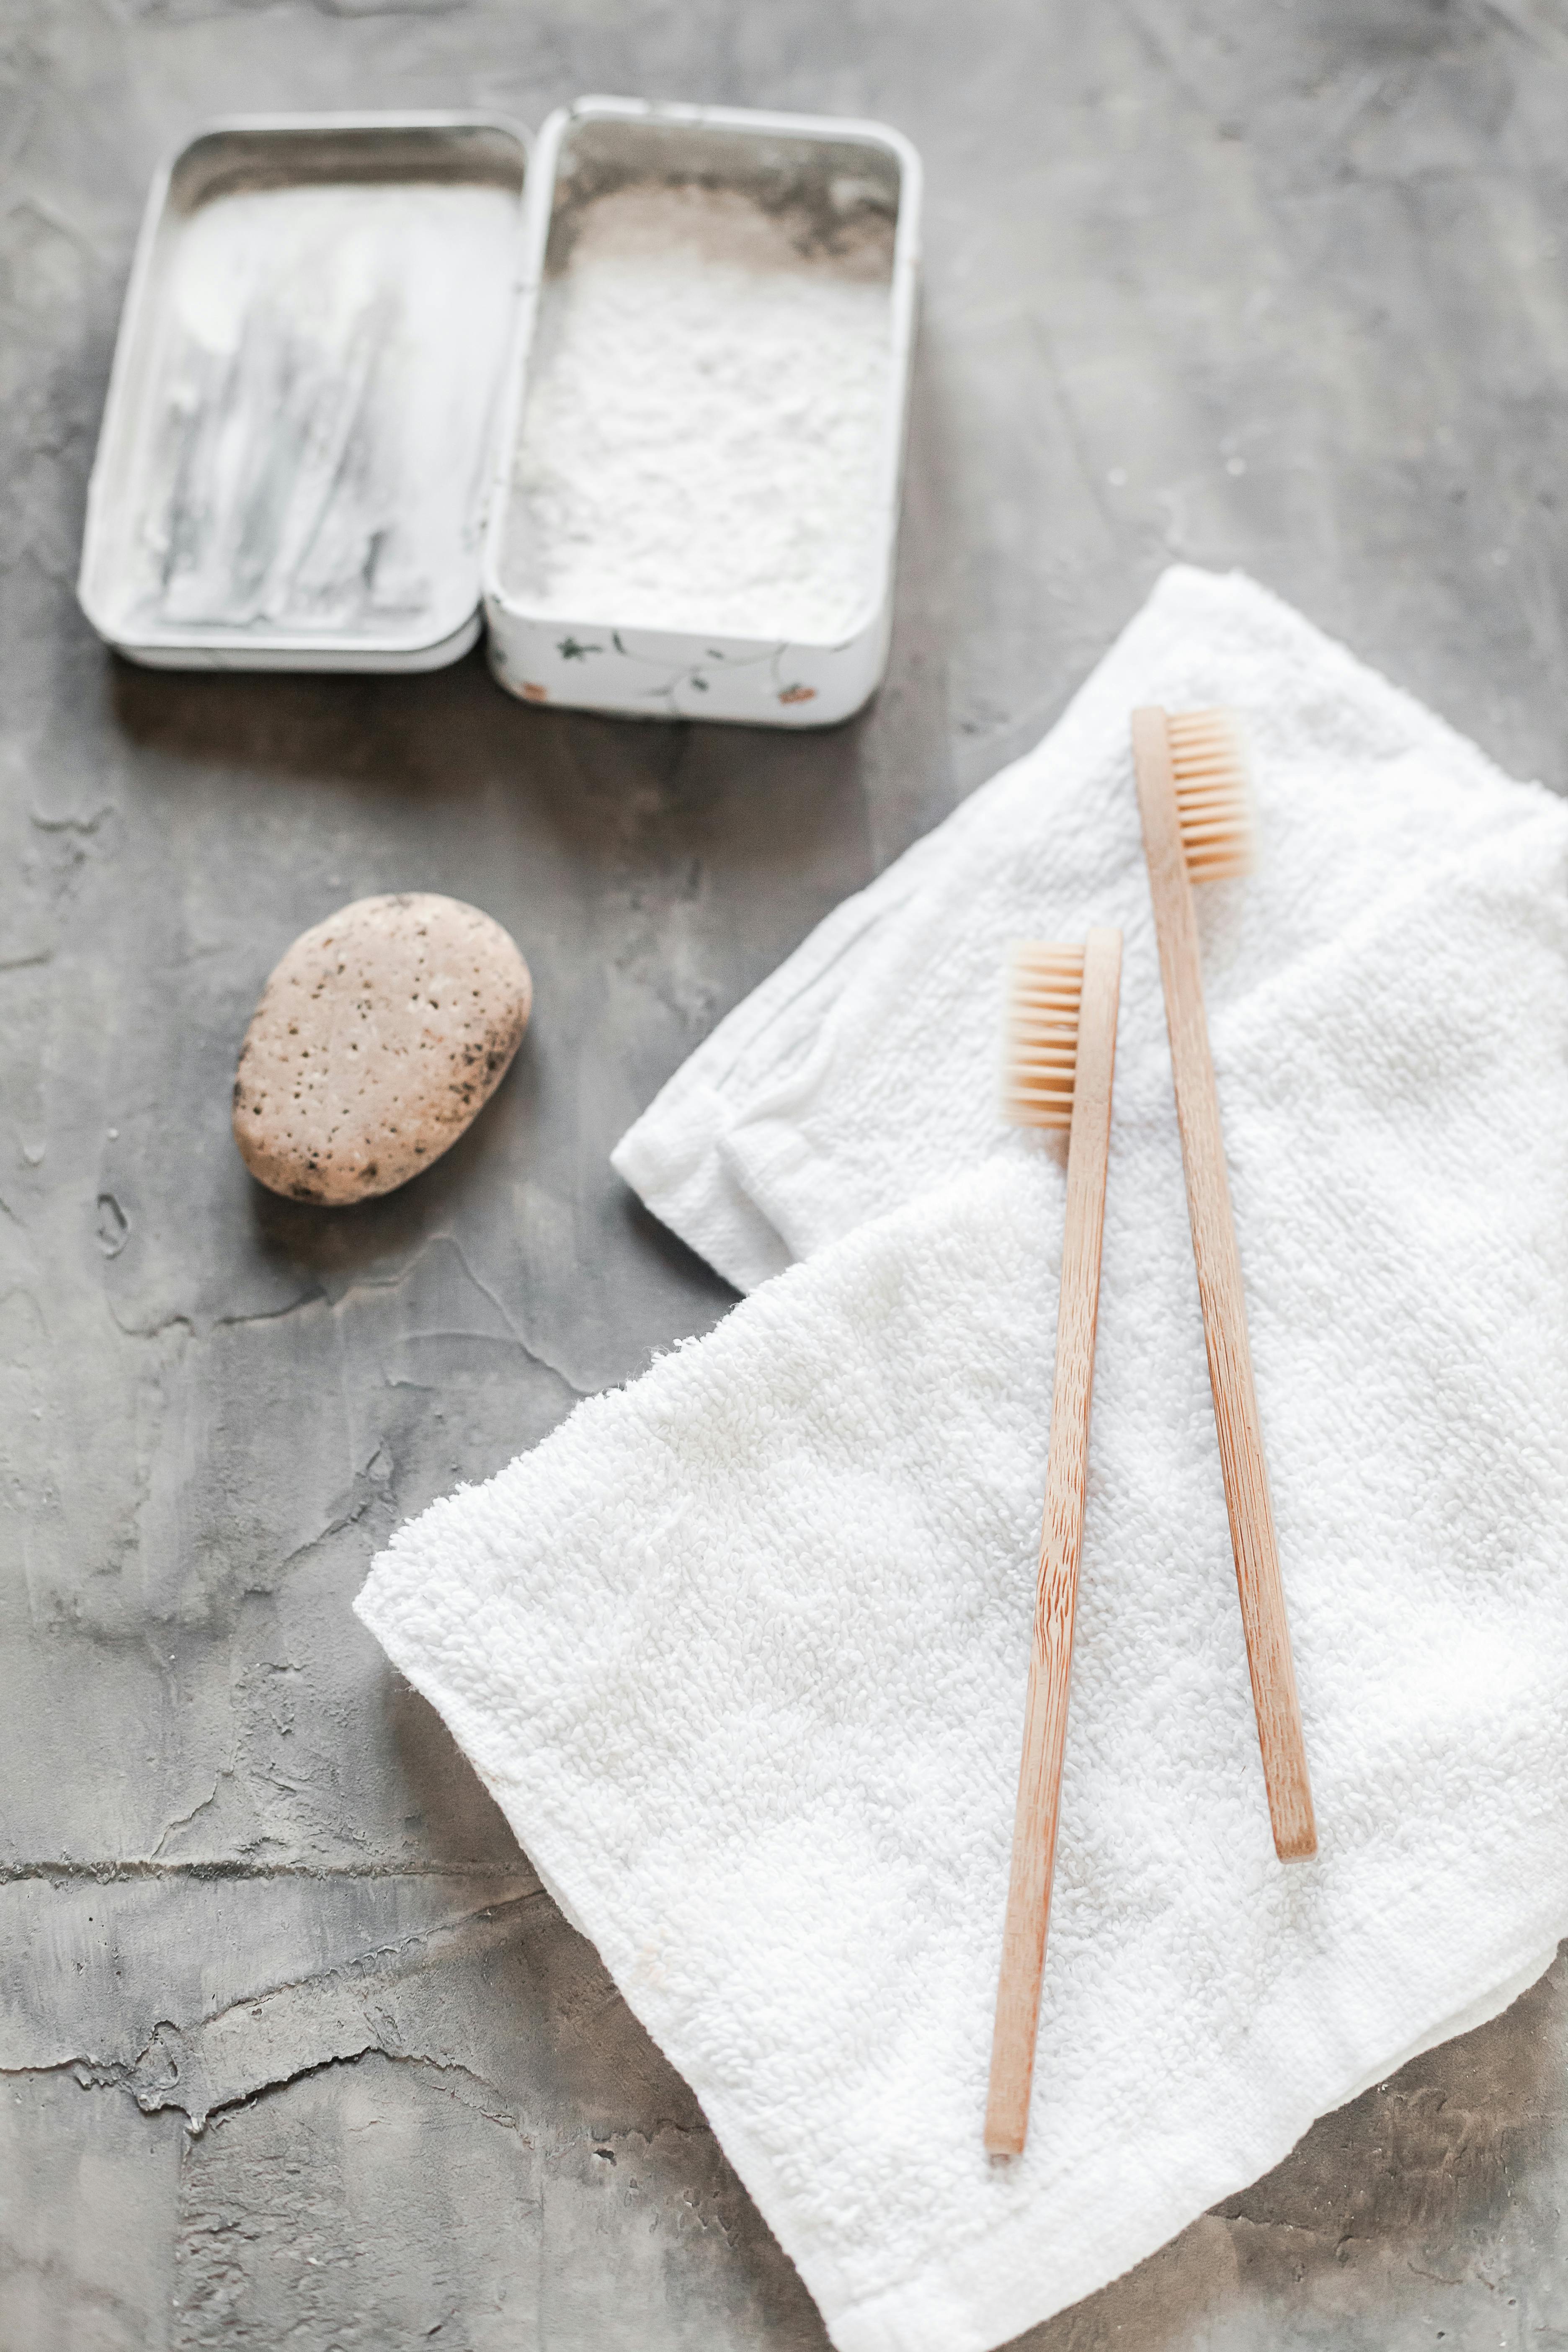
[480,98,922,728]
[77,114,529,673]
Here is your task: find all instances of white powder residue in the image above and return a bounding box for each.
[118,181,520,639]
[505,183,895,642]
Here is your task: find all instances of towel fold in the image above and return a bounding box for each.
[358,569,1568,2352]
[613,566,1560,1297]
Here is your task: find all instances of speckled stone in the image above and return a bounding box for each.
[232,894,532,1204]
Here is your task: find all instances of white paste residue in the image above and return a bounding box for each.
[117,181,519,640]
[504,183,894,642]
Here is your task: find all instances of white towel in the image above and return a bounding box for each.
[612,566,1565,1298]
[357,568,1568,2352]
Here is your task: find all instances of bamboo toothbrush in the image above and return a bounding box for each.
[1129,707,1317,1864]
[985,924,1122,2159]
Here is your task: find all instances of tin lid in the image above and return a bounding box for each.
[78,114,530,675]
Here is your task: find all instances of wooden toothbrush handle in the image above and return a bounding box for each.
[1130,709,1317,1863]
[985,925,1122,2158]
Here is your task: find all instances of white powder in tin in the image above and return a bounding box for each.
[504,182,894,642]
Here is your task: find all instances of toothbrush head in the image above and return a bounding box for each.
[1000,942,1086,1130]
[1163,707,1256,883]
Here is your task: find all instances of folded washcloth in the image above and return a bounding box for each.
[357,569,1568,2352]
[613,565,1564,1297]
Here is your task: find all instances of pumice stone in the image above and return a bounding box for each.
[233,894,532,1204]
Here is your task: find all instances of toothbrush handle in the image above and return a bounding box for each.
[985,925,1121,2158]
[1130,708,1317,1863]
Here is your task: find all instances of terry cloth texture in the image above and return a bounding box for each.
[357,568,1568,2352]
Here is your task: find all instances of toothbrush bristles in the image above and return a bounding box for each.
[1165,707,1256,883]
[1001,943,1085,1130]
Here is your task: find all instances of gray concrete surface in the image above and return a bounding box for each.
[3,0,1567,2344]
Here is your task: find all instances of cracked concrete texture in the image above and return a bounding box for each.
[3,0,1568,2345]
